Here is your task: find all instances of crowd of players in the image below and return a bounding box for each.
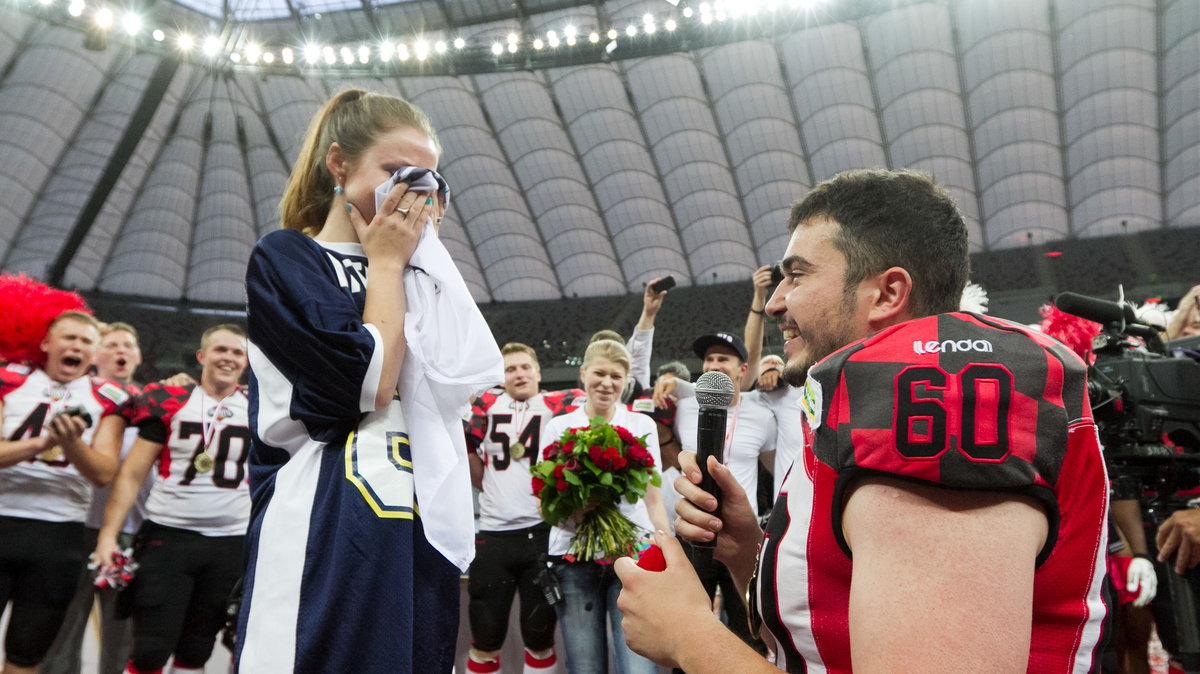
[1,315,250,674]
[3,174,1200,674]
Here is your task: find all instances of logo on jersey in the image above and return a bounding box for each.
[912,339,994,356]
[44,384,69,401]
[5,363,31,376]
[631,398,655,413]
[206,405,235,420]
[800,377,823,430]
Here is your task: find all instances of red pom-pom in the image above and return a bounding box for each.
[637,544,666,572]
[0,274,90,364]
[1039,303,1100,363]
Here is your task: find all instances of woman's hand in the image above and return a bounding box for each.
[348,182,436,268]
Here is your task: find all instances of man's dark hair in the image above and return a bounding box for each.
[788,169,969,317]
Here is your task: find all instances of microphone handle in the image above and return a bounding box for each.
[693,406,727,566]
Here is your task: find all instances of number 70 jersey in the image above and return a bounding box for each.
[133,383,252,537]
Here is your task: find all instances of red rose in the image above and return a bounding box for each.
[564,457,581,473]
[553,465,565,479]
[544,442,560,460]
[531,476,546,495]
[555,480,569,492]
[588,446,604,464]
[615,426,635,444]
[610,456,626,470]
[563,440,575,454]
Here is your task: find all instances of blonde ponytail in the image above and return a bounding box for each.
[278,89,442,236]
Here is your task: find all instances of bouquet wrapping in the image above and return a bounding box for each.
[532,416,661,562]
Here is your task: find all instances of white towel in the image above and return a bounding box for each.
[400,223,503,571]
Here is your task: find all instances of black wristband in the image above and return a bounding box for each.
[1134,553,1155,562]
[750,308,765,316]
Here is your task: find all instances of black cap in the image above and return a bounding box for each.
[692,332,748,362]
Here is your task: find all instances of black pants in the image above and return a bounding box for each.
[466,523,557,652]
[125,520,244,671]
[680,538,764,654]
[0,516,87,667]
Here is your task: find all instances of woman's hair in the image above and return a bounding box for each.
[581,339,631,374]
[280,89,441,235]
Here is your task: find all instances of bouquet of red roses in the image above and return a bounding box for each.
[531,416,661,562]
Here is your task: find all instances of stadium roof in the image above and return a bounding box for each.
[0,0,1196,306]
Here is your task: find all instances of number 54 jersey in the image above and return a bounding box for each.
[757,312,1109,673]
[466,388,581,532]
[133,383,251,536]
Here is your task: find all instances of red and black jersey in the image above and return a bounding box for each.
[465,388,582,531]
[133,382,251,536]
[755,313,1109,672]
[0,363,131,522]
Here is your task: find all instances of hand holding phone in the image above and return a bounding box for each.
[649,275,676,294]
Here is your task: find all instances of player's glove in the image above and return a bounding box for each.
[1126,556,1158,607]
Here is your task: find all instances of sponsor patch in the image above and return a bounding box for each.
[631,398,655,413]
[912,339,994,355]
[97,381,130,405]
[800,376,823,429]
[5,363,31,375]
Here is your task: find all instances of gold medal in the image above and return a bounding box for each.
[40,445,63,462]
[510,442,525,460]
[193,452,215,473]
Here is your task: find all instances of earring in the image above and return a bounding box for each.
[333,185,344,195]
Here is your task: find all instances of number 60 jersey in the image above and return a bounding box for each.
[132,383,251,536]
[757,312,1109,673]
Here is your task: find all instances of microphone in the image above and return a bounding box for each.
[692,371,735,566]
[1055,292,1160,340]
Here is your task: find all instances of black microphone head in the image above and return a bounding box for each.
[695,371,735,409]
[1055,292,1139,326]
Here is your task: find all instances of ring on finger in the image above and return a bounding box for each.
[395,207,410,215]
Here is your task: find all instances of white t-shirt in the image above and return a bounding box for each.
[540,406,661,557]
[759,384,805,498]
[675,390,776,516]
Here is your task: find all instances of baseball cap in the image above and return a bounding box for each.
[692,332,748,362]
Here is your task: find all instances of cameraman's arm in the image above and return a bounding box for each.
[1157,509,1200,575]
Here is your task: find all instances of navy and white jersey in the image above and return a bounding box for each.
[238,229,459,674]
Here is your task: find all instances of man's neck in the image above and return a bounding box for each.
[200,377,237,400]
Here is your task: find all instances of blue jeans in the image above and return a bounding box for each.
[552,561,658,674]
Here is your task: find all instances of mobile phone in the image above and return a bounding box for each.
[770,264,784,286]
[649,275,676,294]
[56,405,93,426]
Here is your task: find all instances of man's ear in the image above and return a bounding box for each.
[865,267,914,329]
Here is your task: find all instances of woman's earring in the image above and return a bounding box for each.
[333,185,344,195]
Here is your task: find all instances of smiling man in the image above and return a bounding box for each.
[93,323,250,674]
[615,169,1110,673]
[0,311,129,674]
[463,343,582,674]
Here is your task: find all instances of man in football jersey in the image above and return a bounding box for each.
[464,342,577,674]
[93,324,250,674]
[43,321,147,674]
[615,169,1109,672]
[0,311,129,674]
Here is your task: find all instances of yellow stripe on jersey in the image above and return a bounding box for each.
[344,428,416,520]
